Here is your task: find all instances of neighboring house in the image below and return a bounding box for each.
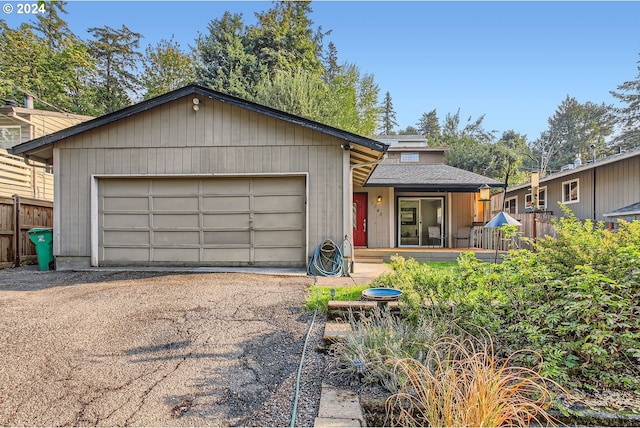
[0,97,93,199]
[353,135,504,249]
[10,84,387,269]
[503,147,640,227]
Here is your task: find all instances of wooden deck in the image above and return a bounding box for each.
[354,247,501,263]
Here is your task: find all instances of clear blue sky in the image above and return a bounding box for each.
[4,1,640,140]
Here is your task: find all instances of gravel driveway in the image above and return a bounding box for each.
[0,267,326,427]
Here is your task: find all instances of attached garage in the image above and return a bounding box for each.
[97,176,306,266]
[10,84,387,269]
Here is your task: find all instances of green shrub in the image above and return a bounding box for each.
[357,214,640,391]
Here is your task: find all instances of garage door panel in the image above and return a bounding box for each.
[254,247,304,263]
[103,197,149,211]
[202,196,250,211]
[153,248,200,261]
[102,179,149,195]
[154,231,200,245]
[203,248,251,262]
[151,179,199,195]
[201,178,250,194]
[254,195,302,211]
[154,214,199,228]
[203,213,250,228]
[103,214,149,228]
[204,231,251,245]
[103,231,149,245]
[153,197,199,211]
[103,247,150,261]
[255,230,301,246]
[253,177,304,192]
[254,213,300,228]
[99,176,305,266]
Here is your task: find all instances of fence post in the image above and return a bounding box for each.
[13,194,21,267]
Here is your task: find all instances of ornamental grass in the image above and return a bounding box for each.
[385,338,561,427]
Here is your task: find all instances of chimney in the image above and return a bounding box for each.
[24,94,34,109]
[574,153,582,167]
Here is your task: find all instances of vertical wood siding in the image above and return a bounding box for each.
[507,154,640,221]
[55,96,345,258]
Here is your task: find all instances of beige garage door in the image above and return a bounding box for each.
[98,176,306,266]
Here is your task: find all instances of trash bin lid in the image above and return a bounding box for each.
[28,227,53,234]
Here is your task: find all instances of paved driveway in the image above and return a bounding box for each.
[0,268,320,426]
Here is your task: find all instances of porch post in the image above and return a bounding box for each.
[343,149,352,263]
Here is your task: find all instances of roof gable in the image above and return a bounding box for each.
[9,84,387,161]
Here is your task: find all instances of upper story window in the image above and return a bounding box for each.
[0,126,20,150]
[504,197,517,214]
[400,152,419,163]
[562,179,579,203]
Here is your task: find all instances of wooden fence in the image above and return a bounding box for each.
[0,195,53,268]
[471,212,557,251]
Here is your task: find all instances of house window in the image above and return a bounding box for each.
[0,126,20,149]
[526,186,548,210]
[504,197,517,214]
[539,187,547,209]
[400,152,419,163]
[562,179,579,203]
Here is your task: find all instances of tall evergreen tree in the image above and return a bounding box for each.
[195,12,261,99]
[380,91,398,135]
[142,37,195,99]
[610,53,640,150]
[247,1,326,74]
[416,109,441,143]
[29,0,74,51]
[531,96,614,173]
[87,25,142,114]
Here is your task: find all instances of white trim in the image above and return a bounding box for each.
[504,195,518,214]
[343,150,352,257]
[91,176,98,266]
[53,147,61,256]
[91,172,310,267]
[562,178,580,204]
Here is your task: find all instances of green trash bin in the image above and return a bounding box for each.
[28,227,54,271]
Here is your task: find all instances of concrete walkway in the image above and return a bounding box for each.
[314,384,365,427]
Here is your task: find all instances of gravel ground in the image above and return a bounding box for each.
[0,266,328,427]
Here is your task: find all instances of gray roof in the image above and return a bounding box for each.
[9,83,388,159]
[366,163,504,191]
[604,202,640,218]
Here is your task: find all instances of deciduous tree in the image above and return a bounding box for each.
[142,37,195,99]
[87,24,142,114]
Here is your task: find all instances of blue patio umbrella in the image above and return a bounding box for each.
[484,211,522,228]
[484,211,522,262]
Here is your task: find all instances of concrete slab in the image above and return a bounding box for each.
[313,417,361,427]
[323,321,352,343]
[317,384,364,423]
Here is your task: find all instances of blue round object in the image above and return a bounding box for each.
[361,287,402,301]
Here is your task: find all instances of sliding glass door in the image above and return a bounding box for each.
[398,198,444,247]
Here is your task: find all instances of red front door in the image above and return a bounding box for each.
[353,193,368,247]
